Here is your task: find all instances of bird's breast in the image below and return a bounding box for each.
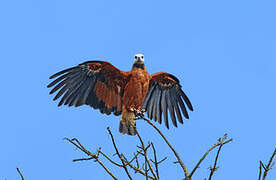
[123,70,150,110]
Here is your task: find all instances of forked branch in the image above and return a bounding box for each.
[107,127,132,180]
[259,148,276,180]
[65,128,167,180]
[64,137,119,180]
[141,116,190,179]
[189,134,232,179]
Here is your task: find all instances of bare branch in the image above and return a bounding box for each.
[107,127,133,180]
[135,153,140,169]
[189,134,232,179]
[145,160,149,180]
[64,118,236,180]
[259,161,263,180]
[136,131,158,179]
[16,168,24,180]
[141,117,190,179]
[65,137,119,180]
[121,154,156,180]
[73,157,94,162]
[157,157,168,164]
[260,148,276,180]
[208,140,223,180]
[123,151,143,167]
[151,142,160,179]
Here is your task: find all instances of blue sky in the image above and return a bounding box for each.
[0,0,275,179]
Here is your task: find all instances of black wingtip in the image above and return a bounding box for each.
[49,89,55,95]
[179,89,193,111]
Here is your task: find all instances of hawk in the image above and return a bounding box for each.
[47,54,193,135]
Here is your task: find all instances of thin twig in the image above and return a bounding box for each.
[123,150,143,167]
[208,142,223,180]
[96,157,119,180]
[136,131,158,179]
[156,157,168,164]
[141,117,190,179]
[145,160,149,180]
[16,168,24,180]
[261,148,276,180]
[189,134,232,178]
[259,161,263,180]
[107,127,133,180]
[73,157,94,162]
[122,154,155,180]
[151,142,160,179]
[99,151,124,167]
[135,153,140,169]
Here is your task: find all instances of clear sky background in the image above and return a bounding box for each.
[0,0,275,179]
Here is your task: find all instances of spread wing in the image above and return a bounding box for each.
[142,72,193,129]
[47,61,129,115]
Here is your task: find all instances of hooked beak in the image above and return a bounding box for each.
[137,57,143,63]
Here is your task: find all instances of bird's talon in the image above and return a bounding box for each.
[134,109,145,119]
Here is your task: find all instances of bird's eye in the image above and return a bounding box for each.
[135,56,137,59]
[141,56,144,59]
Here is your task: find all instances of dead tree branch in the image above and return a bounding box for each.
[107,127,133,180]
[64,137,119,180]
[65,116,235,180]
[141,116,190,179]
[65,127,166,180]
[259,148,276,180]
[207,134,232,180]
[136,131,158,179]
[121,154,156,180]
[150,142,164,179]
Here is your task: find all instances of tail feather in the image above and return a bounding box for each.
[119,121,137,136]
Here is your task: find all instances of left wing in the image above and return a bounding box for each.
[142,72,193,129]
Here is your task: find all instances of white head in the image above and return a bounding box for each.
[134,54,144,64]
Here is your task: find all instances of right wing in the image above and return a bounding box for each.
[47,61,130,115]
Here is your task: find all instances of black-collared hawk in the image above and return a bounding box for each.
[47,54,193,136]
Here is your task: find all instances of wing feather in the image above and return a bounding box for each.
[75,77,91,107]
[49,67,79,79]
[176,92,189,119]
[69,77,88,107]
[147,90,157,119]
[141,83,157,110]
[153,88,162,123]
[156,89,163,124]
[170,89,183,124]
[179,89,193,111]
[167,90,177,127]
[161,90,169,129]
[80,77,96,105]
[57,73,85,106]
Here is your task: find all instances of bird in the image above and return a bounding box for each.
[47,54,193,136]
